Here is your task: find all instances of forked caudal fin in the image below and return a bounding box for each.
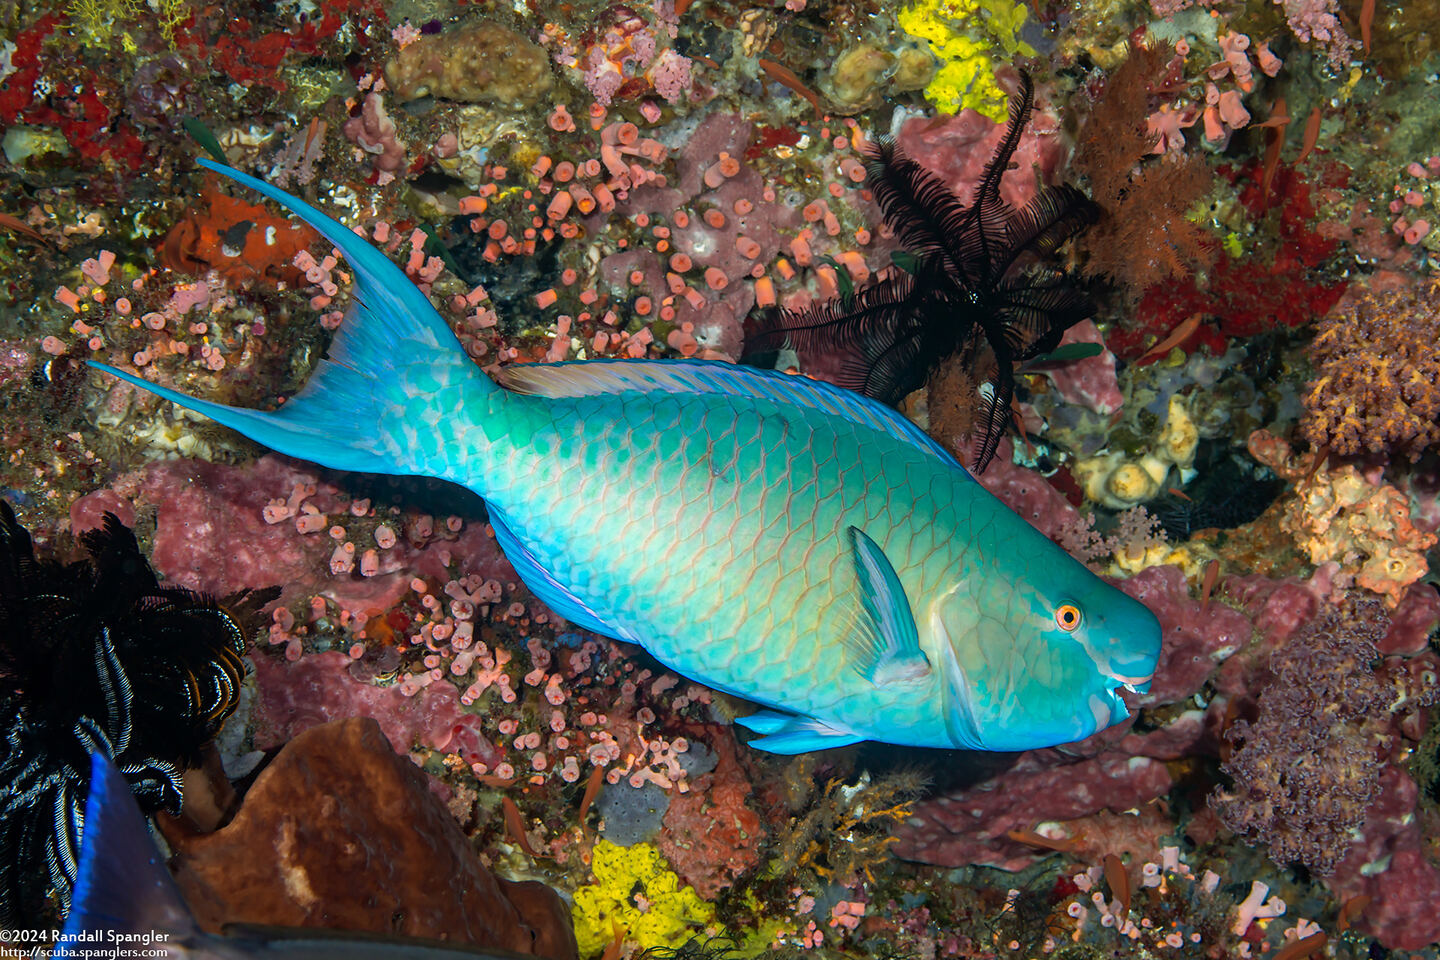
[55,752,198,949]
[89,158,496,480]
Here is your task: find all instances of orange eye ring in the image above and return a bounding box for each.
[1055,603,1082,632]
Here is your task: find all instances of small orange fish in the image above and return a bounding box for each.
[1137,313,1202,365]
[302,117,325,155]
[1338,893,1371,932]
[502,796,546,859]
[0,211,48,245]
[577,764,606,836]
[1303,445,1330,485]
[600,926,627,960]
[1103,852,1130,914]
[1273,932,1327,960]
[1257,96,1290,203]
[1199,559,1220,610]
[1004,827,1083,852]
[758,59,823,116]
[1296,107,1323,166]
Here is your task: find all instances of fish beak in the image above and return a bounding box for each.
[1106,685,1130,723]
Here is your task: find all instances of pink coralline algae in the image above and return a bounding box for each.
[1120,564,1255,705]
[658,730,764,898]
[344,90,407,180]
[1035,320,1123,415]
[973,439,1081,540]
[1379,583,1440,654]
[895,92,1064,210]
[68,487,136,535]
[620,112,803,358]
[128,456,327,597]
[250,649,502,767]
[1325,766,1440,950]
[891,751,1173,870]
[110,455,513,622]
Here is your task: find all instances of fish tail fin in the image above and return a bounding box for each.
[91,157,499,480]
[56,753,200,950]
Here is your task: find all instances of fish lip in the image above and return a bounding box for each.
[1105,673,1151,697]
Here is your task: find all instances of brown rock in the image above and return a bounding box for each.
[168,717,576,959]
[386,22,553,109]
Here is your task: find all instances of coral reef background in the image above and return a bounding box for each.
[1,0,1440,954]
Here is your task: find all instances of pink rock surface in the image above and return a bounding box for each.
[251,649,499,767]
[1121,564,1254,704]
[133,454,518,618]
[69,488,135,535]
[1380,583,1440,655]
[896,94,1064,211]
[142,456,333,596]
[1039,320,1123,415]
[892,751,1172,869]
[975,439,1081,540]
[1325,766,1440,950]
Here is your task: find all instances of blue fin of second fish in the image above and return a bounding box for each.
[56,753,198,951]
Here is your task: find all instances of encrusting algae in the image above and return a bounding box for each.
[6,0,1440,951]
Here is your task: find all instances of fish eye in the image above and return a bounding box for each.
[1055,603,1082,632]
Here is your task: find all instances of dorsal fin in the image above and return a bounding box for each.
[496,358,967,471]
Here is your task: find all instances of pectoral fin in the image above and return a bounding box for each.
[735,710,865,754]
[847,526,931,686]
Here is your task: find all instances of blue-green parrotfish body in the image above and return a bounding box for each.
[93,158,1161,755]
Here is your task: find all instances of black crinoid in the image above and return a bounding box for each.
[743,72,1098,472]
[0,499,273,926]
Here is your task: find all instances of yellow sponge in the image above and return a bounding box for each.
[571,840,717,958]
[898,0,1035,119]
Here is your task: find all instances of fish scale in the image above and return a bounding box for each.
[92,158,1162,755]
[450,387,1015,741]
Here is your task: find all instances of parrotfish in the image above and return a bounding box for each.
[56,751,538,959]
[93,158,1161,755]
